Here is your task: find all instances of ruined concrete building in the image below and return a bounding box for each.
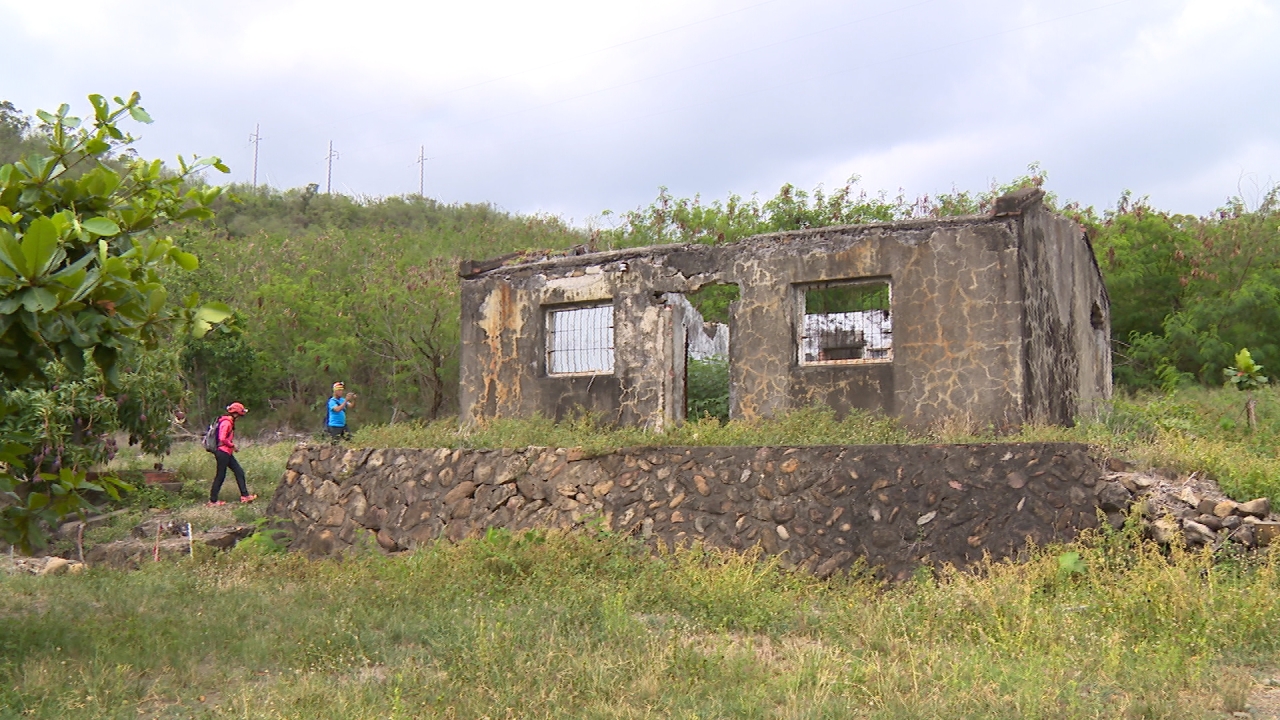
[459,188,1111,430]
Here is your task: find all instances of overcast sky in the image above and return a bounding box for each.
[4,0,1277,224]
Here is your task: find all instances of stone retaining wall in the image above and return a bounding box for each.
[268,443,1109,580]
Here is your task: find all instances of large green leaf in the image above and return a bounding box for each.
[147,286,168,315]
[81,217,121,237]
[20,287,59,313]
[20,217,60,279]
[0,229,30,278]
[169,248,199,271]
[69,269,101,303]
[48,252,94,286]
[192,301,233,338]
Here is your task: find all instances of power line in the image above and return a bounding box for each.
[249,124,263,188]
[416,145,430,197]
[325,141,340,194]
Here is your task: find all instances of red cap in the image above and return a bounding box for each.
[226,402,248,415]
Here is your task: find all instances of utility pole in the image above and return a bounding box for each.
[416,145,428,197]
[325,141,340,194]
[248,124,262,188]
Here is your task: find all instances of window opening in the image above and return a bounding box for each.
[547,304,615,375]
[799,280,892,365]
[1090,301,1105,331]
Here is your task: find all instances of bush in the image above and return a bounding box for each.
[686,357,729,422]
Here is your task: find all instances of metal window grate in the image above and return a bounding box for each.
[547,304,615,375]
[799,282,893,365]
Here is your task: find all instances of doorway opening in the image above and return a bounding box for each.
[682,283,738,422]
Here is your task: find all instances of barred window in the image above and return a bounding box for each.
[799,281,893,365]
[546,304,615,375]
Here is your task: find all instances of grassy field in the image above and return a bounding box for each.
[8,387,1280,718]
[2,529,1279,719]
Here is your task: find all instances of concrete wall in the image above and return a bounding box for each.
[269,442,1113,580]
[1015,192,1113,424]
[458,189,1111,430]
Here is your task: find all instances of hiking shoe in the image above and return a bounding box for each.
[240,494,258,503]
[207,501,227,507]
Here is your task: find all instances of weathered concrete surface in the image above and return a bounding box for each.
[270,442,1109,580]
[459,188,1110,431]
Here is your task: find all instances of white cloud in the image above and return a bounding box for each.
[2,0,1277,218]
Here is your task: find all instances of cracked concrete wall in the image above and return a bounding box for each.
[458,189,1110,430]
[1017,208,1112,424]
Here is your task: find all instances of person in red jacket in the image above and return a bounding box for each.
[208,402,257,506]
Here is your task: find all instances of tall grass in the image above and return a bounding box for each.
[107,439,294,502]
[351,406,915,454]
[3,530,1279,718]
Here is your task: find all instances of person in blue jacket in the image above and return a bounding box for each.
[326,382,356,440]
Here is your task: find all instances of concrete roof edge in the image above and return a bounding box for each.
[466,212,1010,277]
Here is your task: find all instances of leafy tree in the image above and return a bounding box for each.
[180,319,267,425]
[0,93,230,552]
[602,177,906,248]
[352,259,459,420]
[0,348,187,471]
[0,101,40,166]
[603,164,1055,249]
[1095,187,1280,388]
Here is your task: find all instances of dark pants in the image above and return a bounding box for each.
[326,425,350,441]
[211,450,248,502]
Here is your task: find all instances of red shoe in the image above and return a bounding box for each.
[207,501,227,507]
[240,494,258,503]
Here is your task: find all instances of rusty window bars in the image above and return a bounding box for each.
[799,280,893,365]
[547,304,615,375]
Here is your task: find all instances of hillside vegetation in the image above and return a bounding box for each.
[166,171,1280,434]
[5,97,1280,433]
[170,188,585,427]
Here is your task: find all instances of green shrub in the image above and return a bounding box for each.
[686,357,729,422]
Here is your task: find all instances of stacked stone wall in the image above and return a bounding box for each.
[268,443,1107,580]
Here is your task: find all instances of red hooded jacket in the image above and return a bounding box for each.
[216,414,236,454]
